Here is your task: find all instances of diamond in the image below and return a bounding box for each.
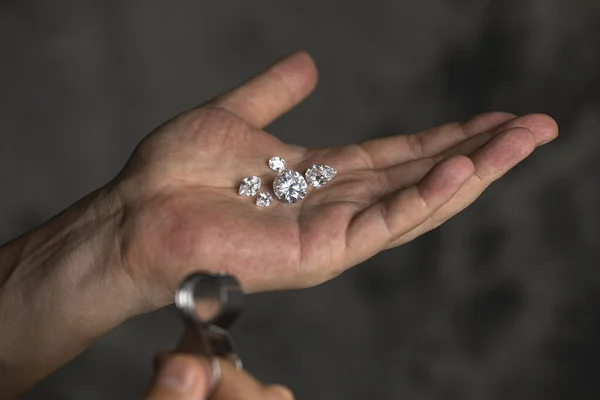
[268,157,286,172]
[239,176,261,197]
[305,164,337,187]
[256,192,273,207]
[273,170,308,204]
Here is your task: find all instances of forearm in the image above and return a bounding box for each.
[0,184,142,398]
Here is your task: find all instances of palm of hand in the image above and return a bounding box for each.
[114,52,558,308]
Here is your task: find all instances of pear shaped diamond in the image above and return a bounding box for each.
[239,176,261,197]
[305,164,336,187]
[268,157,286,172]
[256,192,273,207]
[273,170,308,204]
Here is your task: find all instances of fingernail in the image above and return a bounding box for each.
[156,356,194,393]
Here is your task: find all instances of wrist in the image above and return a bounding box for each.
[0,183,144,397]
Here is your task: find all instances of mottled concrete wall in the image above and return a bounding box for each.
[1,1,599,399]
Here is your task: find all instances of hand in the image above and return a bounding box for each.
[0,51,558,397]
[146,354,293,400]
[113,51,558,309]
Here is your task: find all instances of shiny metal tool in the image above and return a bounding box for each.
[175,272,244,390]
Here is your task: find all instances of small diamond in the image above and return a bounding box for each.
[268,157,286,172]
[273,170,308,204]
[239,176,261,197]
[256,192,273,207]
[305,164,337,187]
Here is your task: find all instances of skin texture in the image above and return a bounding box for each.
[114,52,557,308]
[0,51,558,398]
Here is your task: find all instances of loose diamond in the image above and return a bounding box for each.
[268,157,286,172]
[305,164,337,187]
[256,192,273,207]
[273,170,308,204]
[239,176,261,197]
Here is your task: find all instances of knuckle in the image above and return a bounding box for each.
[405,133,425,159]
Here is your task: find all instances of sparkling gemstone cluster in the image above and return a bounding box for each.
[239,156,336,207]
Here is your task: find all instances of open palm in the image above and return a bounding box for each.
[114,52,558,308]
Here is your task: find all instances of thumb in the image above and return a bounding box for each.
[145,354,212,400]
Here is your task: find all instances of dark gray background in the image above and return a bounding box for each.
[1,0,599,399]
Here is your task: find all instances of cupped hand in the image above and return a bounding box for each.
[113,51,558,309]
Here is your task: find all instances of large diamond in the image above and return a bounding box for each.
[273,170,308,203]
[305,164,336,187]
[268,157,286,172]
[239,176,261,196]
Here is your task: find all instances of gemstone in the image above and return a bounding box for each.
[256,192,273,207]
[305,164,337,187]
[273,170,308,204]
[239,176,261,196]
[268,157,286,172]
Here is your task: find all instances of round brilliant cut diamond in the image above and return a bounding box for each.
[273,170,307,203]
[268,157,286,172]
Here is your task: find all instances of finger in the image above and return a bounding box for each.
[387,127,538,248]
[360,111,516,168]
[346,155,474,264]
[212,360,292,400]
[145,354,211,400]
[360,113,558,169]
[210,51,318,128]
[377,124,529,197]
[377,114,559,195]
[438,113,558,160]
[264,385,295,400]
